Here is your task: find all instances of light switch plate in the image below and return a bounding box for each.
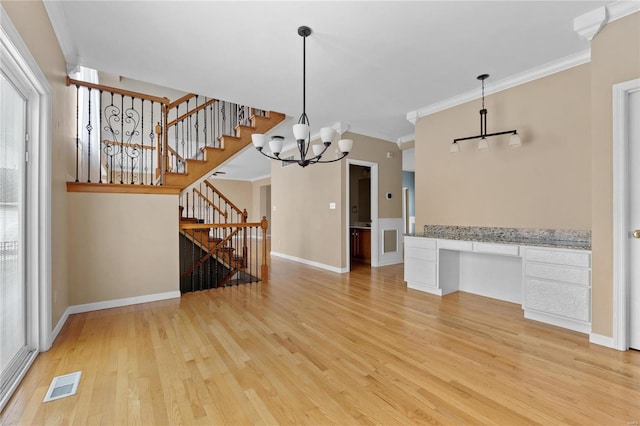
[329,202,336,209]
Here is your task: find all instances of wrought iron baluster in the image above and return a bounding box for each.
[203,99,208,148]
[120,94,124,183]
[99,90,103,183]
[195,95,199,153]
[75,84,79,182]
[87,87,92,182]
[149,101,155,185]
[141,99,145,185]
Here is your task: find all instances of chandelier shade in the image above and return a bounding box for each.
[251,26,352,167]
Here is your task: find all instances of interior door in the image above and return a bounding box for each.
[0,72,29,396]
[629,89,640,350]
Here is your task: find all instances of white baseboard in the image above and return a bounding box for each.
[589,332,616,349]
[271,251,348,273]
[524,310,591,334]
[48,291,181,346]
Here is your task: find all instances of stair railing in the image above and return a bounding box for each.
[67,77,269,186]
[67,77,170,185]
[179,218,268,291]
[164,95,259,175]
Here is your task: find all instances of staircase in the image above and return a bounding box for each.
[67,77,274,289]
[66,77,285,190]
[162,107,285,188]
[178,182,268,292]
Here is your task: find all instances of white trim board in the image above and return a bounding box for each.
[406,50,590,124]
[612,78,640,351]
[49,291,181,346]
[589,333,615,349]
[271,251,349,274]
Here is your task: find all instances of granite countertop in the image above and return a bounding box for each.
[405,225,591,250]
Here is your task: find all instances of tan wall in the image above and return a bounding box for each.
[251,177,271,228]
[271,153,343,268]
[207,177,253,218]
[271,132,402,269]
[3,1,75,329]
[414,64,592,229]
[68,193,179,305]
[590,12,640,336]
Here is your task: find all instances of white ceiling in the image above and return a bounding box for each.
[45,1,612,180]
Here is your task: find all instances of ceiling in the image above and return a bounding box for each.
[45,1,611,180]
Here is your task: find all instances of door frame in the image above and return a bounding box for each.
[0,5,52,408]
[612,77,640,351]
[346,159,378,268]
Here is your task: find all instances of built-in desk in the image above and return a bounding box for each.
[404,226,592,334]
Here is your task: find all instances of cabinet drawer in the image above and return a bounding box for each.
[473,242,520,257]
[524,278,590,322]
[404,259,437,287]
[438,239,473,251]
[405,246,436,262]
[524,262,590,286]
[523,247,590,268]
[405,237,437,250]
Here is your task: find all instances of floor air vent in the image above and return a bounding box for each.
[43,371,82,402]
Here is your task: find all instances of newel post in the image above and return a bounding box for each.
[260,216,269,282]
[242,209,248,260]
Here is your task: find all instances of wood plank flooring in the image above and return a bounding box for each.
[2,259,639,425]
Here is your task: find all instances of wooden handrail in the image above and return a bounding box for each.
[204,181,244,216]
[167,98,217,127]
[194,189,228,218]
[166,145,184,161]
[180,222,262,230]
[67,77,170,105]
[168,93,197,110]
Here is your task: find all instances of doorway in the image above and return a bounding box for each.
[346,160,378,270]
[613,78,640,351]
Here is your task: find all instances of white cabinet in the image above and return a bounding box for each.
[523,246,591,333]
[404,237,440,295]
[404,235,592,335]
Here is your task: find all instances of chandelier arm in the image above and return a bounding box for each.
[314,151,349,164]
[256,148,299,163]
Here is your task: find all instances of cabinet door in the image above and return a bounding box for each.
[405,259,437,287]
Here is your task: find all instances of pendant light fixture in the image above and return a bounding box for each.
[450,74,521,153]
[251,26,353,167]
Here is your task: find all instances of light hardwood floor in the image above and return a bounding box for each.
[2,259,639,425]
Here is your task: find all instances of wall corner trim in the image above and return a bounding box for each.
[270,251,349,273]
[573,6,608,40]
[573,2,640,41]
[405,49,590,123]
[589,333,617,349]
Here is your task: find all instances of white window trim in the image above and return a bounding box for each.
[0,5,52,410]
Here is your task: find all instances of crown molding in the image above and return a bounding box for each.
[396,133,415,147]
[574,1,640,41]
[607,0,640,23]
[406,49,591,124]
[573,6,608,40]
